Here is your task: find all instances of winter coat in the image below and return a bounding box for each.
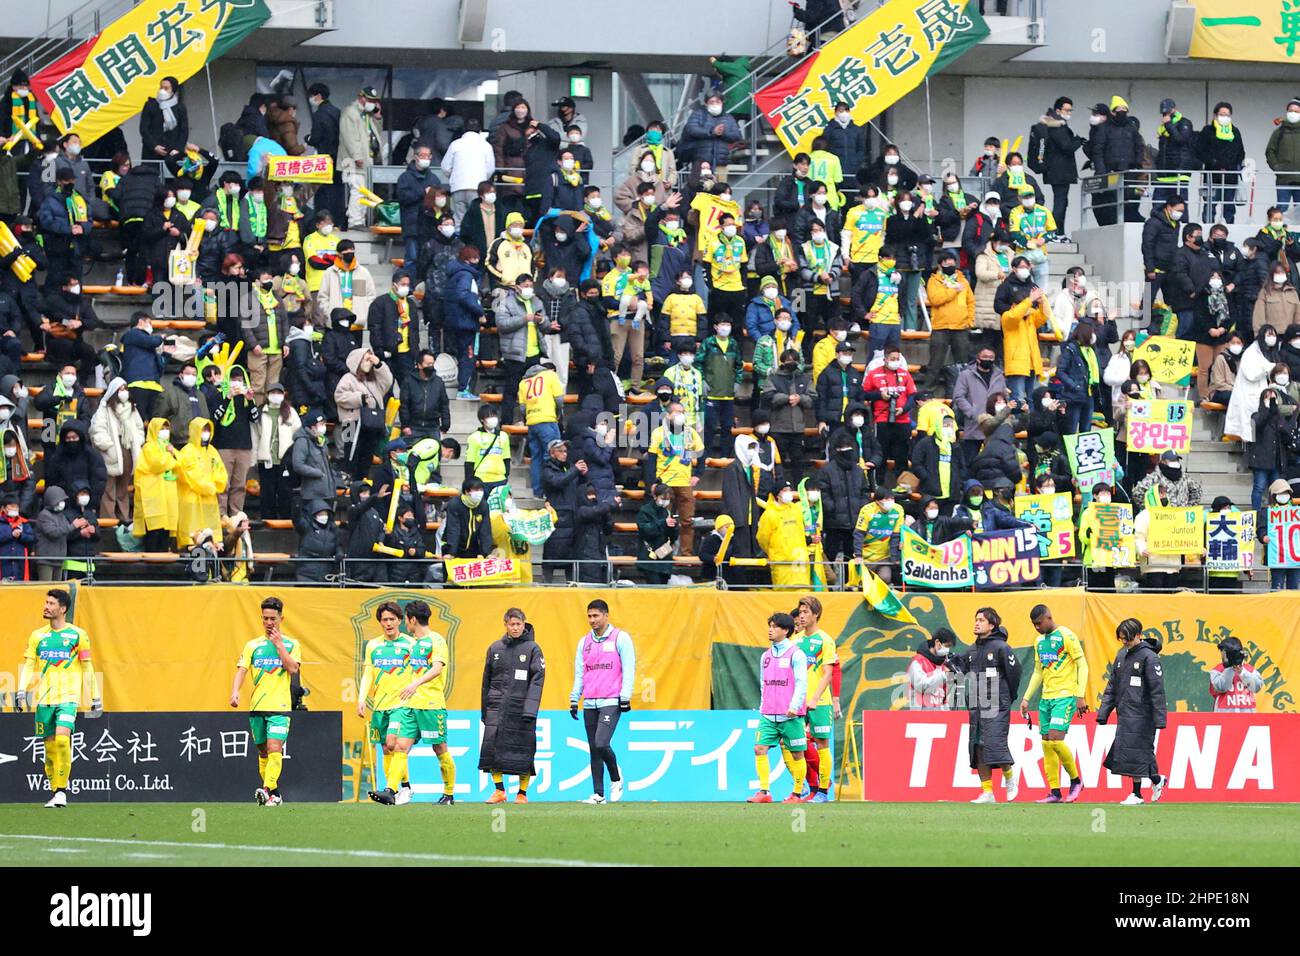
[494,291,546,364]
[63,483,99,563]
[762,369,815,435]
[542,457,583,551]
[1154,114,1199,173]
[1091,113,1145,174]
[1164,244,1219,313]
[1029,112,1085,185]
[396,161,441,240]
[1096,640,1167,778]
[952,361,1005,441]
[635,500,678,577]
[1254,283,1300,334]
[133,418,180,535]
[400,370,451,438]
[816,452,869,531]
[613,171,670,215]
[266,102,304,155]
[950,627,1021,768]
[883,210,937,272]
[339,99,383,169]
[33,486,72,572]
[1266,121,1300,186]
[824,119,868,182]
[289,425,336,502]
[140,97,189,158]
[89,381,145,478]
[443,258,485,334]
[174,417,226,547]
[334,348,394,427]
[792,204,843,249]
[862,364,917,425]
[477,625,545,775]
[970,410,1022,486]
[996,277,1052,377]
[439,130,495,193]
[155,377,210,443]
[573,496,613,584]
[561,297,613,369]
[1054,341,1096,404]
[317,263,377,320]
[721,460,764,556]
[679,107,741,171]
[1141,209,1180,274]
[1196,122,1245,172]
[440,495,493,558]
[111,165,162,224]
[814,363,863,427]
[0,509,35,579]
[576,431,617,501]
[283,326,328,412]
[344,486,388,583]
[926,270,975,331]
[44,420,107,508]
[910,432,964,501]
[252,405,301,468]
[294,497,340,582]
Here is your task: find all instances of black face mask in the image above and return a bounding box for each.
[420,366,434,377]
[1159,464,1182,482]
[977,359,994,371]
[657,393,672,405]
[403,517,417,528]
[941,264,957,275]
[835,448,857,464]
[340,252,355,264]
[781,363,797,374]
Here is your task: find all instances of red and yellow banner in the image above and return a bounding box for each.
[31,0,271,146]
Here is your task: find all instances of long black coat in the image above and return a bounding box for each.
[1029,113,1085,185]
[1096,640,1167,778]
[139,98,189,158]
[294,498,340,582]
[721,462,762,557]
[478,626,545,774]
[951,627,1022,767]
[815,456,868,532]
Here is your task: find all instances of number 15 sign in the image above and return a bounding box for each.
[1126,399,1192,454]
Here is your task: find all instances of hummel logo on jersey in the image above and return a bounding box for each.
[49,885,151,936]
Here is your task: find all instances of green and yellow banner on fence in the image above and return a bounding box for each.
[754,0,989,157]
[31,0,271,145]
[1190,0,1300,64]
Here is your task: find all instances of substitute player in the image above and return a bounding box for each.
[793,596,838,802]
[397,600,456,805]
[358,601,414,805]
[14,589,100,808]
[1021,604,1088,803]
[747,612,808,804]
[230,596,302,806]
[569,599,636,805]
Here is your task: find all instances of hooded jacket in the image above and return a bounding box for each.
[950,625,1021,767]
[440,492,493,559]
[0,496,35,578]
[64,480,99,562]
[174,417,227,547]
[294,497,340,582]
[283,324,328,411]
[1096,638,1167,777]
[44,420,107,508]
[133,417,180,534]
[477,623,546,775]
[443,258,485,335]
[343,481,388,582]
[334,348,394,426]
[995,273,1052,377]
[952,359,1006,442]
[33,485,72,569]
[290,421,335,502]
[1029,111,1085,185]
[910,402,963,501]
[816,435,870,532]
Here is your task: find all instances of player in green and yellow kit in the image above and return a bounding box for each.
[1022,604,1089,803]
[793,595,839,802]
[230,596,302,806]
[358,601,413,805]
[14,589,100,808]
[397,599,456,805]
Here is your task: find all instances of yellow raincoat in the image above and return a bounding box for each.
[133,418,180,537]
[174,417,228,547]
[756,493,811,589]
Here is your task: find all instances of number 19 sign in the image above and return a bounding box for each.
[1126,399,1192,454]
[1267,506,1300,568]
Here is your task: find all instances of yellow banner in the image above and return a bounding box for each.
[1014,492,1076,559]
[1127,399,1193,454]
[1133,335,1195,386]
[444,556,521,587]
[1147,506,1207,555]
[267,154,334,183]
[1087,503,1135,568]
[1190,0,1300,64]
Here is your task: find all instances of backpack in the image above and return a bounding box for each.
[218,122,249,162]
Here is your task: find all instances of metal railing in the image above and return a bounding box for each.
[1081,167,1297,224]
[0,0,141,89]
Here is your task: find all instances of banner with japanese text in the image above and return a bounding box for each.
[1086,503,1135,568]
[1265,505,1300,567]
[754,0,989,157]
[1014,492,1076,559]
[899,527,973,589]
[1133,335,1195,387]
[266,154,333,183]
[1064,427,1118,504]
[1206,510,1256,571]
[1189,0,1300,65]
[1127,399,1193,454]
[31,0,271,146]
[969,528,1041,589]
[443,556,521,587]
[1147,506,1207,556]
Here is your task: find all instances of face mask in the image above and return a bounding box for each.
[1229,343,1244,355]
[811,232,826,244]
[775,319,792,332]
[568,133,584,144]
[1095,493,1112,504]
[1122,339,1135,352]
[617,255,631,268]
[1289,111,1300,124]
[508,226,524,240]
[640,158,656,173]
[180,374,196,388]
[716,324,731,338]
[1209,277,1223,290]
[897,200,913,212]
[551,276,568,291]
[482,415,501,431]
[942,426,956,441]
[879,258,896,271]
[396,285,411,298]
[519,287,534,299]
[678,354,695,367]
[1169,209,1183,221]
[482,191,498,205]
[158,430,171,444]
[1022,198,1036,209]
[364,101,377,113]
[1271,219,1285,230]
[755,423,771,436]
[1040,485,1055,495]
[925,508,939,521]
[3,448,14,459]
[1136,374,1150,384]
[14,386,26,400]
[722,225,737,238]
[884,155,900,166]
[268,393,284,408]
[1279,377,1291,387]
[707,103,723,116]
[679,277,693,290]
[554,228,569,241]
[720,193,732,204]
[881,499,896,511]
[813,194,827,206]
[1217,114,1232,126]
[780,490,795,504]
[941,264,957,275]
[671,413,686,427]
[1275,274,1288,286]
[656,498,671,509]
[850,415,865,428]
[73,493,90,509]
[468,491,484,506]
[61,374,76,389]
[259,279,274,291]
[774,228,787,241]
[319,223,334,236]
[226,185,241,197]
[415,157,431,171]
[994,403,1007,414]
[836,112,850,124]
[315,514,330,526]
[887,359,902,370]
[1015,268,1030,281]
[1279,494,1293,505]
[837,354,853,367]
[977,358,994,371]
[315,423,328,438]
[201,430,211,444]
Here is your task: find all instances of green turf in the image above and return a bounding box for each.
[0,802,1295,866]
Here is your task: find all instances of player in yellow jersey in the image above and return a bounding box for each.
[1021,604,1089,803]
[793,596,839,801]
[358,601,414,806]
[14,589,100,808]
[230,596,302,807]
[397,600,456,805]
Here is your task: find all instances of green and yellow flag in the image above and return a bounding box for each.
[861,566,917,624]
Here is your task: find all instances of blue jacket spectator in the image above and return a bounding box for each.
[443,257,484,333]
[744,292,798,341]
[680,99,741,172]
[120,317,165,385]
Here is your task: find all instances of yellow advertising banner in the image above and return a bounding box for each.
[1133,335,1195,387]
[1189,0,1300,65]
[1147,506,1207,555]
[267,154,334,183]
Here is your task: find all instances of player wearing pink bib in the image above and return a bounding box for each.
[570,599,636,805]
[747,612,808,804]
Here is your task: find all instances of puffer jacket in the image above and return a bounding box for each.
[1092,112,1145,174]
[333,348,394,426]
[289,424,335,501]
[1154,114,1199,173]
[294,497,339,582]
[44,420,107,508]
[762,368,815,435]
[88,379,145,477]
[494,291,546,363]
[973,247,1008,331]
[1266,119,1300,186]
[110,165,162,223]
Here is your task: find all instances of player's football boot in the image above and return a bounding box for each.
[746,790,773,803]
[1003,775,1020,801]
[370,788,396,805]
[970,791,997,804]
[1065,781,1085,803]
[1150,775,1166,803]
[265,793,283,806]
[810,791,830,803]
[254,787,269,805]
[486,790,507,804]
[43,790,66,809]
[394,785,413,806]
[608,779,624,803]
[436,794,455,806]
[581,793,606,804]
[1035,793,1063,804]
[1119,794,1145,805]
[781,794,804,803]
[513,792,529,804]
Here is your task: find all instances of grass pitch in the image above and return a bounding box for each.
[0,801,1295,866]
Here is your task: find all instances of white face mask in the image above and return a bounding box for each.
[482,191,498,205]
[587,196,601,209]
[813,194,827,206]
[780,490,795,504]
[755,424,770,436]
[898,200,913,213]
[640,158,656,173]
[75,494,90,508]
[67,285,80,296]
[1228,343,1244,355]
[1278,377,1291,387]
[1022,198,1036,209]
[886,174,899,186]
[415,158,431,170]
[61,374,76,389]
[671,412,686,427]
[884,155,899,165]
[887,359,902,370]
[1289,110,1300,124]
[164,196,176,209]
[315,423,328,437]
[720,193,732,204]
[851,415,864,428]
[1095,493,1111,504]
[832,330,847,342]
[554,231,568,243]
[562,158,576,171]
[1275,274,1288,286]
[1279,494,1293,504]
[180,374,196,388]
[775,319,792,332]
[1015,268,1031,281]
[158,430,171,444]
[679,277,693,290]
[319,223,334,236]
[707,103,723,116]
[289,262,301,275]
[2,448,13,459]
[773,228,787,241]
[396,285,411,298]
[551,277,568,291]
[811,232,826,244]
[519,287,534,299]
[925,508,939,520]
[678,354,695,367]
[569,134,582,144]
[722,225,737,238]
[177,189,191,202]
[837,354,853,367]
[1090,114,1105,126]
[509,226,524,239]
[716,324,731,338]
[268,393,284,407]
[836,112,850,124]
[1169,209,1183,221]
[0,409,9,422]
[468,491,484,507]
[1209,277,1223,290]
[1136,374,1150,384]
[315,513,330,526]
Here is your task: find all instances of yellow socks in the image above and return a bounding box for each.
[791,755,807,795]
[51,735,71,789]
[1002,767,1014,784]
[44,745,55,789]
[438,751,456,795]
[1043,740,1061,791]
[259,755,268,780]
[518,774,531,794]
[780,747,796,776]
[388,752,409,791]
[264,751,283,790]
[755,751,771,791]
[1055,741,1079,780]
[491,771,504,789]
[981,778,994,794]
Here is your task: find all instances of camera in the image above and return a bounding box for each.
[1224,645,1246,667]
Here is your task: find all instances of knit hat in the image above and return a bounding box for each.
[505,211,525,228]
[302,410,324,428]
[1110,94,1129,111]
